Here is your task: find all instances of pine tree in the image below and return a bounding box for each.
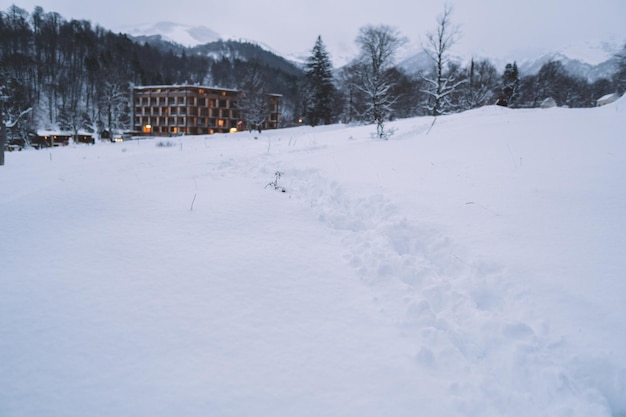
[303,36,335,126]
[502,62,520,106]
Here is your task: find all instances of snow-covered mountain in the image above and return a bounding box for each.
[121,21,282,57]
[515,43,623,82]
[119,21,222,47]
[122,21,623,81]
[398,39,624,81]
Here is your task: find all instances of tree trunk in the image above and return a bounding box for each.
[0,123,5,166]
[1,100,5,166]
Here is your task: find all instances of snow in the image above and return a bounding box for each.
[1,98,625,417]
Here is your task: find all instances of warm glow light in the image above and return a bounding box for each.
[229,128,238,133]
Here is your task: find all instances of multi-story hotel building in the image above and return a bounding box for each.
[131,85,281,136]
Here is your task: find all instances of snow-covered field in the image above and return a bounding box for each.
[1,99,625,417]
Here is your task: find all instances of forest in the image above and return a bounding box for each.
[1,4,625,148]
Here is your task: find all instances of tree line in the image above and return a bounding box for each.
[2,3,625,152]
[301,5,625,138]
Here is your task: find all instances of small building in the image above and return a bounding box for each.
[32,130,94,148]
[596,93,620,107]
[131,85,282,136]
[540,97,557,109]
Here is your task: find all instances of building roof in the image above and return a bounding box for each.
[36,129,93,136]
[132,84,282,97]
[133,84,239,93]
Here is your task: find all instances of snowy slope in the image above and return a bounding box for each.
[1,98,625,417]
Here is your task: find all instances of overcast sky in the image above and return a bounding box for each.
[8,0,626,63]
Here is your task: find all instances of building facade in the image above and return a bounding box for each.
[132,85,281,136]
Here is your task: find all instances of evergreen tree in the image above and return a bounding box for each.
[501,62,520,106]
[303,36,335,126]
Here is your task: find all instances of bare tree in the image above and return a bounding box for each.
[461,58,499,109]
[98,80,130,136]
[422,4,465,116]
[237,63,269,133]
[0,102,31,166]
[354,24,406,139]
[613,44,626,94]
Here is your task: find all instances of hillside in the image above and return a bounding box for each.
[1,99,625,417]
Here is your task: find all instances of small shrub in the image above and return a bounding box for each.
[265,171,286,192]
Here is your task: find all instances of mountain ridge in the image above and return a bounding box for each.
[125,21,624,82]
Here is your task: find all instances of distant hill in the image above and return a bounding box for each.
[516,51,622,82]
[189,40,303,78]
